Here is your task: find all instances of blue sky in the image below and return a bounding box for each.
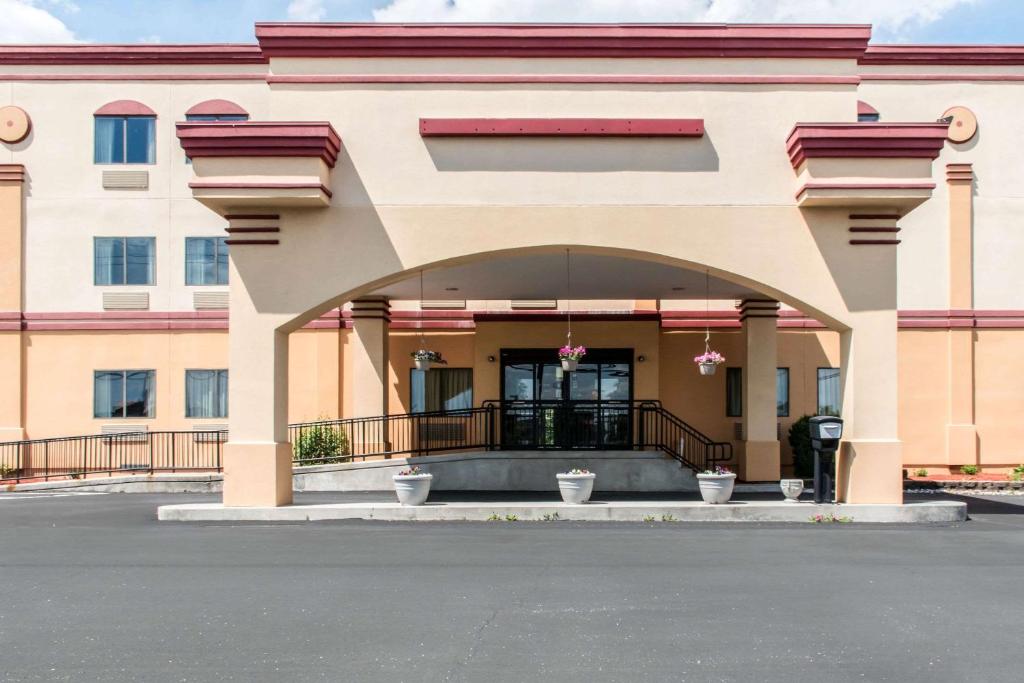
[3,0,1023,45]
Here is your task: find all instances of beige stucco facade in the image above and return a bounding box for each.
[2,24,1023,505]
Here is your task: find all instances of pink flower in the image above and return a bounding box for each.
[694,351,725,365]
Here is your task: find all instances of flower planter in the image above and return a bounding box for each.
[556,472,595,504]
[414,359,431,371]
[697,472,736,504]
[699,362,718,376]
[561,359,578,372]
[780,478,804,503]
[393,472,433,506]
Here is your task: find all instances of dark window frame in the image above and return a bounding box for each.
[93,369,156,419]
[776,367,790,418]
[93,114,156,165]
[93,236,156,286]
[725,367,742,417]
[184,236,229,286]
[816,367,842,416]
[409,367,474,414]
[185,369,229,419]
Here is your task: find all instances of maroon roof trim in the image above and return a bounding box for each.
[420,118,704,137]
[861,44,1024,66]
[176,121,341,167]
[255,23,873,59]
[786,122,948,168]
[0,44,265,65]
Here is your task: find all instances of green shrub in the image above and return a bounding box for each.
[1013,464,1024,475]
[292,420,350,466]
[914,468,929,477]
[0,465,16,479]
[788,415,816,478]
[960,464,979,476]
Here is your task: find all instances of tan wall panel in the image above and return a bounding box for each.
[287,329,342,424]
[975,330,1024,465]
[897,330,949,466]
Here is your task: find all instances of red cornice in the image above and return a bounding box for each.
[267,74,861,85]
[0,164,26,183]
[0,73,266,82]
[255,23,872,59]
[420,118,704,137]
[786,122,948,168]
[0,44,265,65]
[861,44,1024,66]
[176,121,341,167]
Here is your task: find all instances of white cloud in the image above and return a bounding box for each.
[0,0,78,43]
[288,0,328,21]
[372,0,978,40]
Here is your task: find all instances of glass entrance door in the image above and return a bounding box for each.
[500,349,633,449]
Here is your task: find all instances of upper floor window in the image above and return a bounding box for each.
[857,100,880,123]
[185,237,229,286]
[95,237,155,286]
[185,99,249,122]
[185,369,228,418]
[94,370,155,418]
[94,100,156,165]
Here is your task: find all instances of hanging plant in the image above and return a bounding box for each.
[558,344,587,372]
[696,270,725,376]
[412,269,446,371]
[411,349,446,371]
[694,350,725,376]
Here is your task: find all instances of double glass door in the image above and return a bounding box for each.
[500,349,633,449]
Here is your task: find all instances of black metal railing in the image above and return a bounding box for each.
[0,431,226,483]
[0,400,730,483]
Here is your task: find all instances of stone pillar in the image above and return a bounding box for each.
[738,299,780,481]
[223,264,292,507]
[945,163,978,468]
[350,297,391,418]
[0,165,25,442]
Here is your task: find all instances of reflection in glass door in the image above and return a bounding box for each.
[500,349,633,449]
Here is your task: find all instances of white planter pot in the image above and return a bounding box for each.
[697,473,736,504]
[557,472,595,504]
[414,359,431,371]
[780,478,805,503]
[561,359,578,372]
[699,362,718,376]
[393,473,433,505]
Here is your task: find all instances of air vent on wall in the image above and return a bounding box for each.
[102,291,149,310]
[733,422,744,440]
[511,299,557,309]
[193,291,229,310]
[101,425,148,442]
[420,300,466,310]
[193,424,228,442]
[102,170,149,190]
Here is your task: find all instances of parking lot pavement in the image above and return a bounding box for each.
[1,491,1023,682]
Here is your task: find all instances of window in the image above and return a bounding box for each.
[411,368,473,413]
[94,116,155,164]
[817,368,841,415]
[94,237,155,286]
[185,370,228,418]
[776,368,790,417]
[185,237,229,286]
[94,370,155,418]
[725,367,742,417]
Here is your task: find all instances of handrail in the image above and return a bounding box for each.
[1,400,731,483]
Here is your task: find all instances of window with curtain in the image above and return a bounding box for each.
[817,367,841,415]
[185,237,229,285]
[185,370,228,418]
[94,116,155,164]
[94,237,155,285]
[776,368,790,417]
[94,370,155,418]
[411,368,473,413]
[725,367,742,417]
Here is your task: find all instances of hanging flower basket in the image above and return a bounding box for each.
[694,350,725,376]
[558,345,586,372]
[411,349,446,371]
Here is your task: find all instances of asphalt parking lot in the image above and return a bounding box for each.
[1,491,1023,682]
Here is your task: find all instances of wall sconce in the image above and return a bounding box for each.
[487,355,496,363]
[637,355,646,363]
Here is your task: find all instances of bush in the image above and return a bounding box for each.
[788,415,816,478]
[914,468,929,478]
[960,464,979,476]
[292,421,350,466]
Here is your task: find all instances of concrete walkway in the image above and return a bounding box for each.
[158,497,966,523]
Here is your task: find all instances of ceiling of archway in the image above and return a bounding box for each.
[370,252,764,301]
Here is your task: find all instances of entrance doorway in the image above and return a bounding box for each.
[499,348,633,449]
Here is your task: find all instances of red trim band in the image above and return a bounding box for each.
[786,122,948,168]
[420,117,704,137]
[189,181,333,197]
[861,44,1024,66]
[0,44,265,65]
[268,73,861,85]
[0,73,265,82]
[177,121,341,167]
